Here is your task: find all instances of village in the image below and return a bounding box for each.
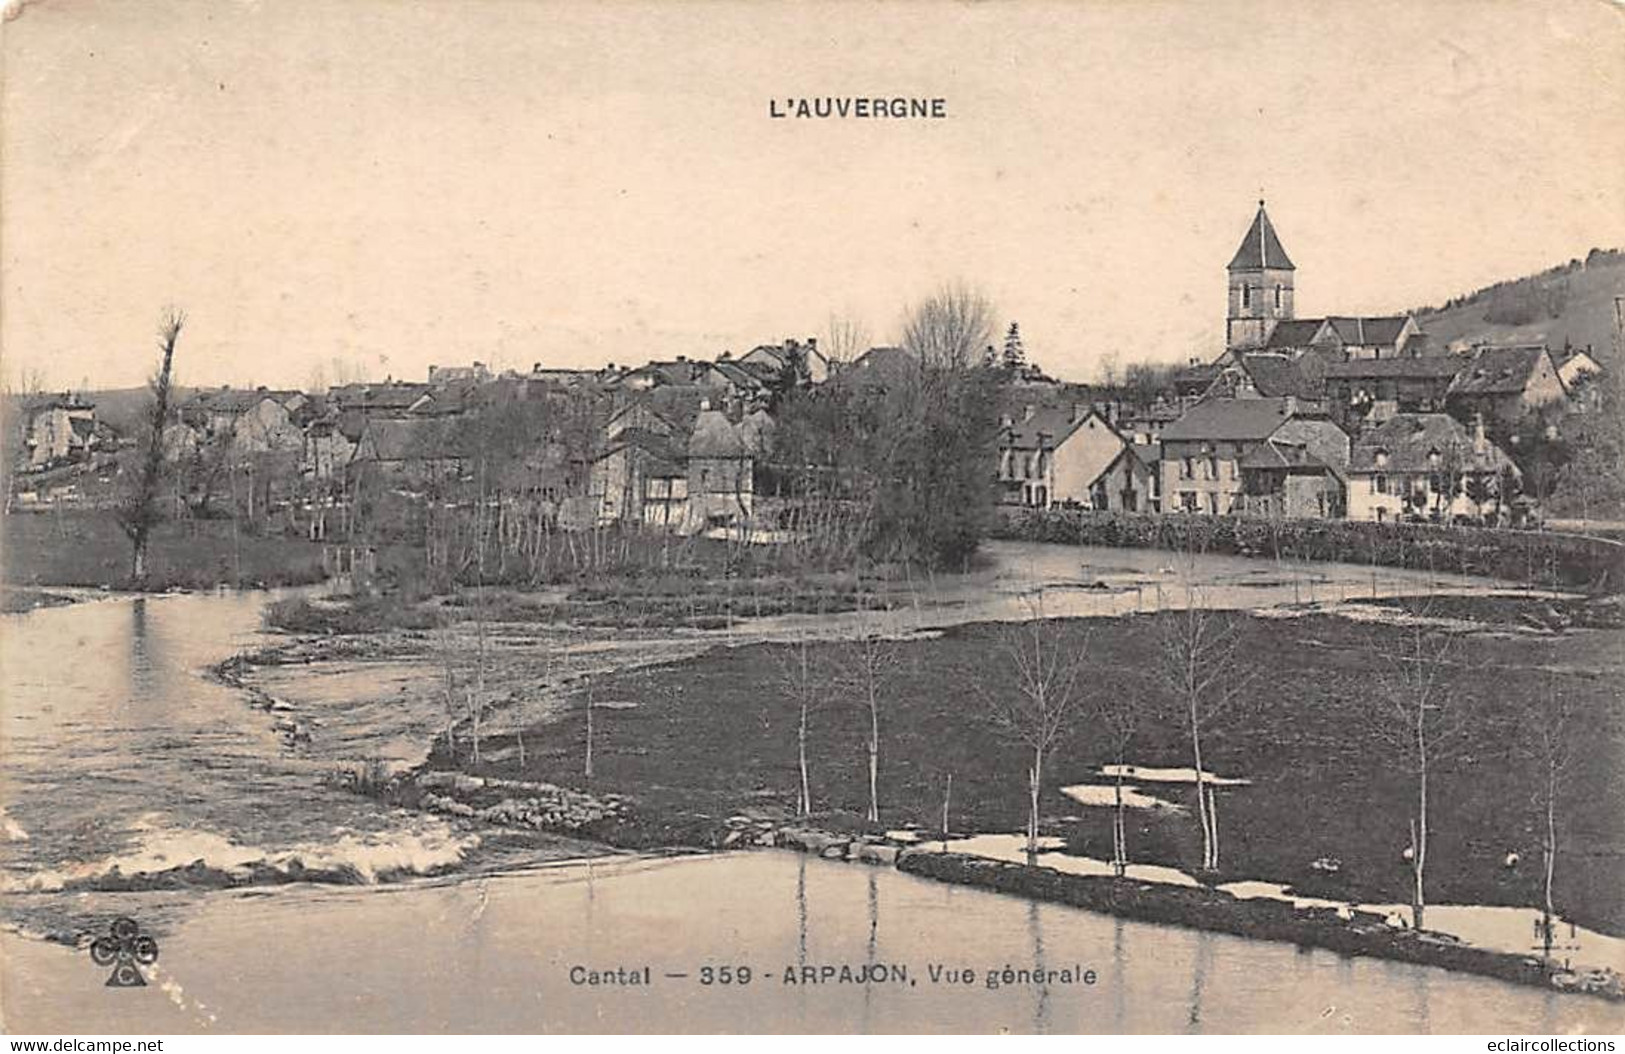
[4,203,1625,1026]
[8,204,1618,561]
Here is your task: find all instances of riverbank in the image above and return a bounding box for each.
[1,509,331,590]
[997,508,1625,593]
[214,559,1625,1000]
[0,586,79,613]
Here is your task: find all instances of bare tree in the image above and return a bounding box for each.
[1521,672,1574,962]
[1095,680,1146,877]
[1365,618,1470,930]
[900,282,994,372]
[842,604,897,824]
[976,597,1089,855]
[775,632,823,816]
[116,309,185,582]
[822,313,870,368]
[1156,568,1254,873]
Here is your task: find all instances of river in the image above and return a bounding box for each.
[3,542,1611,1033]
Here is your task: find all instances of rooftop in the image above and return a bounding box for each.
[1349,413,1517,475]
[1227,202,1295,272]
[1447,344,1551,397]
[1161,396,1299,442]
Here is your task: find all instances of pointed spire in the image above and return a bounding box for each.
[1227,201,1294,272]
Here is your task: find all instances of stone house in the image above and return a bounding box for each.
[1345,412,1520,523]
[589,400,755,531]
[183,387,308,453]
[1235,441,1346,519]
[350,417,466,484]
[1323,356,1467,434]
[996,404,1159,512]
[302,412,366,481]
[1445,344,1568,428]
[1202,352,1325,406]
[737,337,831,386]
[1550,346,1604,412]
[685,407,754,528]
[589,428,688,527]
[1159,397,1349,515]
[21,394,97,468]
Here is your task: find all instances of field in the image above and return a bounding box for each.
[0,509,329,590]
[454,594,1625,936]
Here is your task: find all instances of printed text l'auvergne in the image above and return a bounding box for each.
[770,97,947,119]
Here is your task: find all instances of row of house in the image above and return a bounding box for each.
[993,202,1601,525]
[1000,389,1525,525]
[143,338,823,533]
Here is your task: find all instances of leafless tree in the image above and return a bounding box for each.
[1521,671,1574,962]
[116,309,185,582]
[1094,680,1146,876]
[822,313,870,368]
[900,282,993,372]
[1364,617,1470,930]
[841,604,897,824]
[1156,566,1254,873]
[775,632,823,816]
[976,596,1089,855]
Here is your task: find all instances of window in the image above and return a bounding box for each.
[1241,285,1252,309]
[671,478,688,499]
[1374,473,1388,495]
[1208,456,1221,481]
[1274,284,1284,310]
[1180,491,1198,512]
[1180,457,1194,480]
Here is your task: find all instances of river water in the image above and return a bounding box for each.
[3,542,1609,1033]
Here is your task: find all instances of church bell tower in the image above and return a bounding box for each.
[1226,200,1295,351]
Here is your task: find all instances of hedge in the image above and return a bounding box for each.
[993,509,1625,593]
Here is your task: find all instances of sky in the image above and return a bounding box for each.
[2,0,1622,390]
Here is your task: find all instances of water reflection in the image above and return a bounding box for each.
[1027,899,1051,1033]
[9,852,1614,1034]
[1185,926,1212,1032]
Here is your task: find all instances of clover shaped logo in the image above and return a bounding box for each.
[90,916,159,987]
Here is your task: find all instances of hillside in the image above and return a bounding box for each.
[1412,247,1624,363]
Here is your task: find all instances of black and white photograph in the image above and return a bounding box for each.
[1,0,1622,1038]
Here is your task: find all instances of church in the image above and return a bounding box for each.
[1221,200,1425,363]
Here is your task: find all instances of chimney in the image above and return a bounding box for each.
[1023,404,1037,423]
[1473,412,1488,454]
[1071,403,1086,423]
[676,354,688,362]
[699,398,712,412]
[806,337,818,353]
[532,362,541,373]
[999,413,1014,429]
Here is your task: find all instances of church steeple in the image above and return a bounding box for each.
[1226,200,1296,351]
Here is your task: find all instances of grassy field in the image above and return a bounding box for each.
[451,595,1625,935]
[1,509,329,589]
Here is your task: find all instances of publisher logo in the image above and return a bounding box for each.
[89,917,159,988]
